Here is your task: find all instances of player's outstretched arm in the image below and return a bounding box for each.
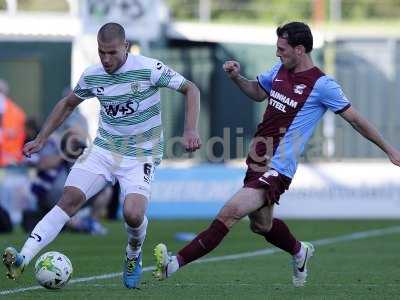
[23,92,83,157]
[340,106,400,166]
[222,60,267,102]
[178,80,202,152]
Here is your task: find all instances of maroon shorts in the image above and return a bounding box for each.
[243,168,291,204]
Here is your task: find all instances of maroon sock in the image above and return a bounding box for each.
[177,219,229,267]
[263,218,301,255]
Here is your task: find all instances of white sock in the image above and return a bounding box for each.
[125,216,148,259]
[20,205,70,265]
[167,256,180,276]
[294,243,305,260]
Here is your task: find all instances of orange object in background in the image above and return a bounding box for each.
[0,98,26,166]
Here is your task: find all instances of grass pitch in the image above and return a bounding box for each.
[1,219,400,299]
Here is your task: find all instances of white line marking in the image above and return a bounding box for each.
[1,225,400,296]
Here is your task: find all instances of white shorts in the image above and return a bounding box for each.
[65,145,156,200]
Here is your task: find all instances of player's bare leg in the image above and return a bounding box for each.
[249,205,314,287]
[153,188,265,280]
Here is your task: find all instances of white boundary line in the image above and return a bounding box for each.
[1,225,400,296]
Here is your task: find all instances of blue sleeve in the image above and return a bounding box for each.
[256,63,282,94]
[316,76,351,114]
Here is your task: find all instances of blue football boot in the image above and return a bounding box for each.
[123,252,142,288]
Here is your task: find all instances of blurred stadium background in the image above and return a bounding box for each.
[0,0,399,298]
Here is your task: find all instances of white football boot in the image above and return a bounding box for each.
[292,241,315,287]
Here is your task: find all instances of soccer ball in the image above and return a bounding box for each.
[34,251,73,289]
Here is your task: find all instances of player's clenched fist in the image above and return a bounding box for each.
[23,139,45,158]
[182,130,202,152]
[388,148,400,167]
[223,61,241,79]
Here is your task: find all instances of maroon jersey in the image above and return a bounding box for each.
[244,63,350,190]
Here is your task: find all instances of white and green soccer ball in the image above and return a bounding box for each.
[34,251,73,289]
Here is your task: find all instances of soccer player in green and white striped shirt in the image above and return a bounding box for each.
[3,22,201,289]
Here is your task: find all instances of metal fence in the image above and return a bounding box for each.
[149,38,400,161]
[333,38,400,158]
[149,42,325,161]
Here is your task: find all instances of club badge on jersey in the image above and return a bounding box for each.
[293,84,307,95]
[131,81,140,95]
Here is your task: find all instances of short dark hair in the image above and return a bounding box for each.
[98,22,126,43]
[276,22,313,53]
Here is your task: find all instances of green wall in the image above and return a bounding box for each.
[0,41,71,122]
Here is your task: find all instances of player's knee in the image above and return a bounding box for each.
[249,220,273,235]
[123,209,144,228]
[123,193,147,227]
[217,204,242,228]
[57,186,86,217]
[249,221,261,235]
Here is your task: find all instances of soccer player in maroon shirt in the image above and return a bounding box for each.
[153,22,400,287]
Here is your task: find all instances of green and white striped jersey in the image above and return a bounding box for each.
[73,54,186,160]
